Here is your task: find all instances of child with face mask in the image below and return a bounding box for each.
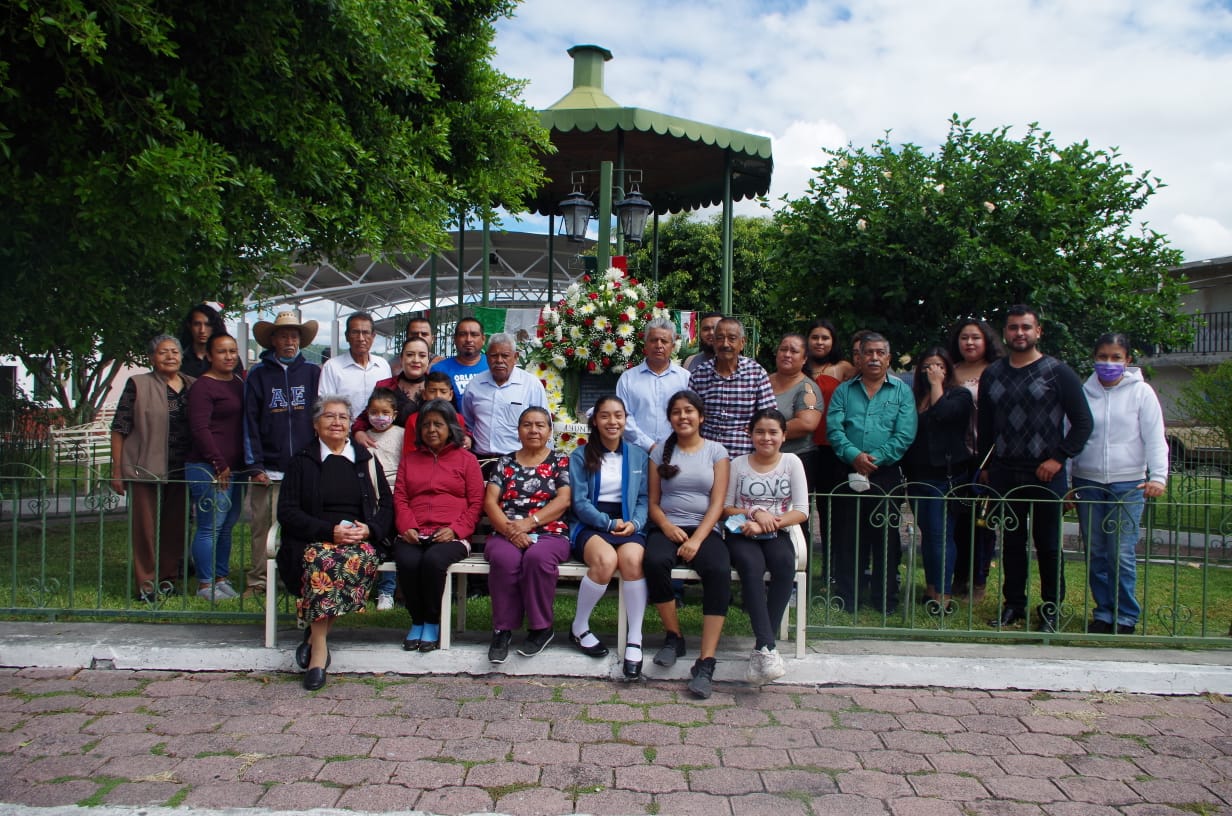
[365,388,404,610]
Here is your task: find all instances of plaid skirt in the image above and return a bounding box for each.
[297,540,381,624]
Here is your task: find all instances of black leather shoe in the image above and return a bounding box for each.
[295,633,330,669]
[569,631,609,657]
[1039,606,1060,633]
[623,644,643,681]
[1089,619,1113,634]
[990,607,1027,628]
[1116,623,1136,635]
[653,632,686,668]
[418,639,440,653]
[303,667,327,691]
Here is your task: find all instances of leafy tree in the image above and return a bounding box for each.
[0,0,550,422]
[766,115,1191,367]
[1176,362,1232,449]
[624,213,779,356]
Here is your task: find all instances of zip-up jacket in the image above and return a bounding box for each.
[393,442,484,543]
[568,441,650,544]
[1071,368,1169,486]
[243,350,321,473]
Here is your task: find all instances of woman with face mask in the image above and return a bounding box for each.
[1070,333,1168,636]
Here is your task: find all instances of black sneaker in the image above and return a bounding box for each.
[653,632,686,667]
[688,657,716,699]
[1116,623,1136,635]
[488,629,512,664]
[517,628,554,657]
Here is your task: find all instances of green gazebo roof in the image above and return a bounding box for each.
[527,45,774,217]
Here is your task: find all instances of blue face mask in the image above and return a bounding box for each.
[276,354,298,365]
[1094,362,1126,384]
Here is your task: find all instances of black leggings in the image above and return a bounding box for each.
[393,538,468,624]
[644,527,731,616]
[727,531,796,650]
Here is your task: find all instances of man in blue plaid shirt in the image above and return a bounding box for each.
[688,317,776,457]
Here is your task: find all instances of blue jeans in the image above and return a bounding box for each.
[910,479,958,594]
[1073,477,1144,626]
[186,462,244,583]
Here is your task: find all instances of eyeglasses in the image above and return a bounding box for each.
[320,412,350,422]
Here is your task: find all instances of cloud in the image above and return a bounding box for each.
[494,0,1232,259]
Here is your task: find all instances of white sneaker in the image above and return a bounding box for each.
[376,592,394,611]
[746,646,787,685]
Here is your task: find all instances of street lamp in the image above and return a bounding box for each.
[615,183,653,244]
[558,186,594,243]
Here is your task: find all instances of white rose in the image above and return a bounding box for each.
[856,218,868,232]
[983,201,996,213]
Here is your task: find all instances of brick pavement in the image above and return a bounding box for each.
[0,668,1229,815]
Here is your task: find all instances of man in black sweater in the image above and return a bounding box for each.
[978,305,1092,632]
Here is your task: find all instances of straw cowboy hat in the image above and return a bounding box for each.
[253,311,319,349]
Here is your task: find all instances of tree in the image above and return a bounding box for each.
[0,0,550,422]
[1176,362,1232,449]
[766,115,1191,367]
[624,213,779,356]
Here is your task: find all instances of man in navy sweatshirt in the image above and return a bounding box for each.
[242,312,322,598]
[978,305,1092,632]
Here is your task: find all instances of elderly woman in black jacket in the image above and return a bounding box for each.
[277,395,393,690]
[902,348,974,612]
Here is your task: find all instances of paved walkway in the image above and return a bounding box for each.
[1,626,1231,815]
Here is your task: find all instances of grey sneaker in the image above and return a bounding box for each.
[688,658,716,699]
[653,632,686,667]
[213,580,239,599]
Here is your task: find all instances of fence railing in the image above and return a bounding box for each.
[1148,310,1232,356]
[1,467,1229,647]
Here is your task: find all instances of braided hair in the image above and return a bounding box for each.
[657,390,706,480]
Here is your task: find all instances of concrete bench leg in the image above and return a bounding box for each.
[265,558,278,648]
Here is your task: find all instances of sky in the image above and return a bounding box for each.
[264,0,1232,350]
[493,0,1232,259]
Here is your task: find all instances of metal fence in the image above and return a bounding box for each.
[1,466,1230,647]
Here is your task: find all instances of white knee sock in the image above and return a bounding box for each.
[572,576,607,648]
[622,578,648,661]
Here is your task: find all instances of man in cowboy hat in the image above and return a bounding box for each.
[242,311,322,598]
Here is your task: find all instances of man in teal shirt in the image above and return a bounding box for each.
[827,332,917,614]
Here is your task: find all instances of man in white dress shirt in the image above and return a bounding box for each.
[460,333,548,460]
[319,312,391,414]
[616,318,691,452]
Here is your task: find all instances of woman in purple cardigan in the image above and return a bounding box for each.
[186,333,246,601]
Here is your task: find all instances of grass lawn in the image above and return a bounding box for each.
[3,508,1230,647]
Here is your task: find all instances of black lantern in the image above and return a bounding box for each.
[615,185,653,244]
[558,188,594,242]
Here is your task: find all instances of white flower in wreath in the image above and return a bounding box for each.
[553,326,563,341]
[617,322,634,338]
[542,305,557,324]
[570,325,583,341]
[576,347,590,360]
[652,307,670,320]
[551,354,567,369]
[594,315,610,331]
[601,338,617,356]
[604,267,624,282]
[579,302,596,316]
[623,306,638,321]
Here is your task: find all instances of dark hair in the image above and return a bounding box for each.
[947,319,1006,364]
[455,316,483,336]
[422,370,458,407]
[699,311,724,323]
[366,387,399,412]
[776,332,813,378]
[415,399,466,449]
[911,347,958,409]
[583,395,626,473]
[204,332,236,356]
[657,390,706,480]
[849,328,871,353]
[400,336,431,355]
[1006,304,1041,324]
[178,303,227,352]
[408,316,433,330]
[1094,332,1132,356]
[345,312,374,333]
[805,319,843,366]
[747,407,788,435]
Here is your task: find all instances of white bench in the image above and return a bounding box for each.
[265,524,809,659]
[48,408,115,480]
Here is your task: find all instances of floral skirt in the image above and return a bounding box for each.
[297,541,381,624]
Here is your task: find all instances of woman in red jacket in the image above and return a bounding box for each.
[392,399,484,652]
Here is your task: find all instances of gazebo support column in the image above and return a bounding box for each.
[721,150,734,315]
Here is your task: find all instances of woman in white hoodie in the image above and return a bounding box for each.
[1071,333,1168,635]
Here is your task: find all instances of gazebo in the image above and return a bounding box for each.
[248,45,773,350]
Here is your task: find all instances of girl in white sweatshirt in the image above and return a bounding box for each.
[1070,333,1168,635]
